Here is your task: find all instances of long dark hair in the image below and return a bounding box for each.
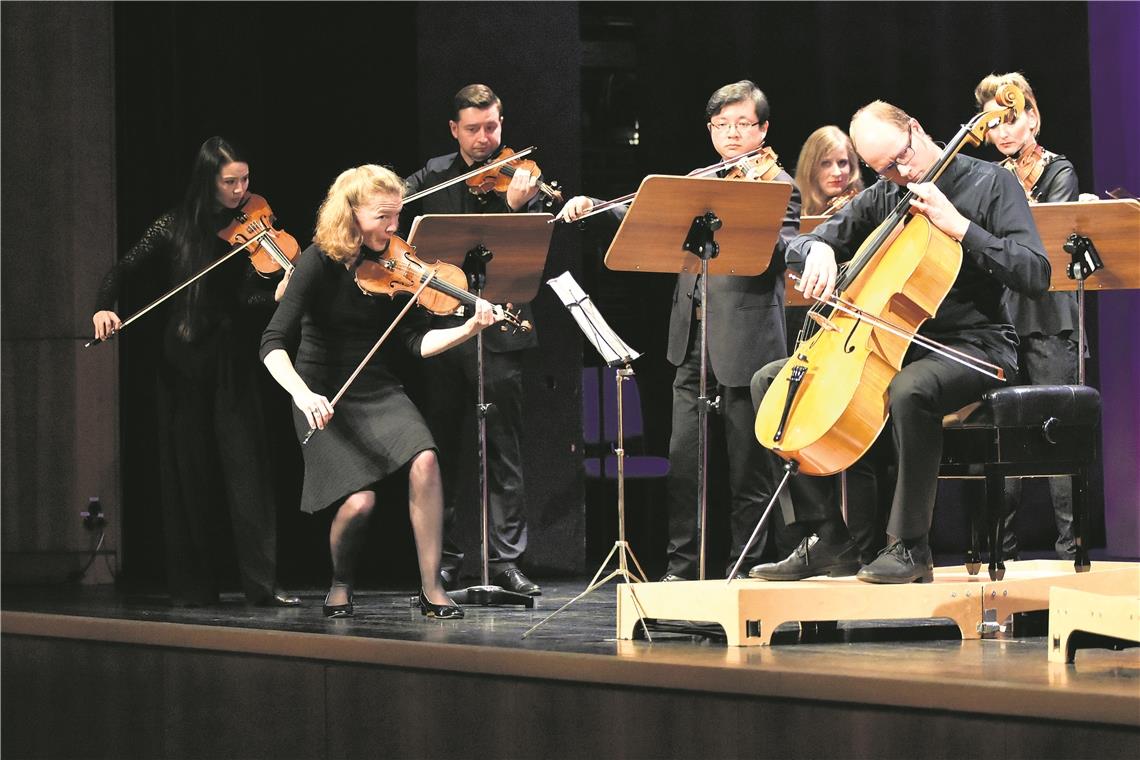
[170,136,248,340]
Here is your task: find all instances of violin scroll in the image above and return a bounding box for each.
[966,83,1025,146]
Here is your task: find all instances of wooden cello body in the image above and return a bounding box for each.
[754,86,1025,476]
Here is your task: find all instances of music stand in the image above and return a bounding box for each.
[604,175,793,580]
[522,272,652,639]
[1028,198,1140,383]
[408,212,553,608]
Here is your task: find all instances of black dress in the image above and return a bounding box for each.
[95,209,280,604]
[259,244,436,514]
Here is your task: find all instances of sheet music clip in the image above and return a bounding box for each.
[546,272,640,367]
[1063,233,1104,282]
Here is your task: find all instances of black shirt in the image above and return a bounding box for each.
[786,153,1051,368]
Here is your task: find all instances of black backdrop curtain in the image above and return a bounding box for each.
[112,1,1098,588]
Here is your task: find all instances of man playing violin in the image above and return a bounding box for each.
[749,101,1051,584]
[561,80,802,580]
[402,84,546,597]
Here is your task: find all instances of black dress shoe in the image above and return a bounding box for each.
[492,567,541,596]
[440,568,461,592]
[255,589,303,607]
[658,573,689,582]
[322,582,353,618]
[749,535,861,581]
[856,540,934,584]
[417,589,465,620]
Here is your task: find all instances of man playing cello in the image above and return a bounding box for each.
[749,101,1051,584]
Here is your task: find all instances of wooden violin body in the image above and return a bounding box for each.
[722,146,782,181]
[465,146,564,208]
[217,194,300,275]
[1001,144,1046,200]
[354,236,530,331]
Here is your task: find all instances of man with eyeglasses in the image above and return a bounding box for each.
[748,100,1050,584]
[402,84,545,597]
[561,80,802,580]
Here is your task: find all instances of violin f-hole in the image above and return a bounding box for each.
[842,316,862,354]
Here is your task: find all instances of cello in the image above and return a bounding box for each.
[753,85,1025,477]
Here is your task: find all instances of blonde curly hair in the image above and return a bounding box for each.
[313,165,406,263]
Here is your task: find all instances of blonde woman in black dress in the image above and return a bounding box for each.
[261,165,495,619]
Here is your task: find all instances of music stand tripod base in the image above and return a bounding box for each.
[448,585,535,608]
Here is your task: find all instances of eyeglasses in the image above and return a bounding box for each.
[865,124,916,180]
[709,121,760,133]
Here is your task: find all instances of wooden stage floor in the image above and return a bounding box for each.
[3,567,1139,732]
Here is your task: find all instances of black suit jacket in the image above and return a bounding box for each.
[403,151,544,352]
[666,169,801,386]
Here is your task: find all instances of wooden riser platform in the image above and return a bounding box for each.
[616,560,1140,646]
[1049,583,1140,664]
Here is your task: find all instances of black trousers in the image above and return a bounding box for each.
[665,326,772,578]
[423,338,528,574]
[155,334,277,604]
[751,339,1010,544]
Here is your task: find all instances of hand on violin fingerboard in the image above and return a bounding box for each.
[506,168,540,211]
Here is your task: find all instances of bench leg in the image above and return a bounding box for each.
[1073,466,1091,572]
[986,472,1006,581]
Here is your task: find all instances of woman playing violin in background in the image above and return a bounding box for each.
[795,126,864,218]
[974,71,1080,561]
[260,165,496,619]
[91,136,298,608]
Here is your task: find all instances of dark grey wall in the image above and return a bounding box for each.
[1,2,119,582]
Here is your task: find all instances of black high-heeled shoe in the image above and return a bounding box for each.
[323,582,353,618]
[417,589,464,620]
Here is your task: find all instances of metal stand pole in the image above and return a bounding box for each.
[523,365,652,639]
[448,245,533,608]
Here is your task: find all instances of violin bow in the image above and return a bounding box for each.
[402,147,538,205]
[301,270,437,445]
[85,231,274,347]
[556,145,769,223]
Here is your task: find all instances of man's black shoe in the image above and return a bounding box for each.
[440,568,461,592]
[856,540,934,584]
[748,535,861,581]
[658,573,689,582]
[254,589,302,607]
[492,567,541,596]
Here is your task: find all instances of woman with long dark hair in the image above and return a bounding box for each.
[93,136,298,607]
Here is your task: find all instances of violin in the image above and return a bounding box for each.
[821,185,859,216]
[753,84,1024,476]
[353,235,531,332]
[465,146,564,208]
[1000,144,1046,201]
[217,194,301,275]
[721,146,783,182]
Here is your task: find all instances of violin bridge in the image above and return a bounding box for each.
[807,311,841,333]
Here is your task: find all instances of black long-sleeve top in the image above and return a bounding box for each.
[94,209,278,346]
[785,154,1051,368]
[999,150,1080,338]
[259,244,428,393]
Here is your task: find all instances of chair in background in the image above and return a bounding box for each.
[581,366,670,480]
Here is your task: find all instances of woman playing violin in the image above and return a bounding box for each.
[794,126,864,218]
[260,165,496,619]
[91,136,297,608]
[974,72,1080,561]
[749,101,1050,584]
